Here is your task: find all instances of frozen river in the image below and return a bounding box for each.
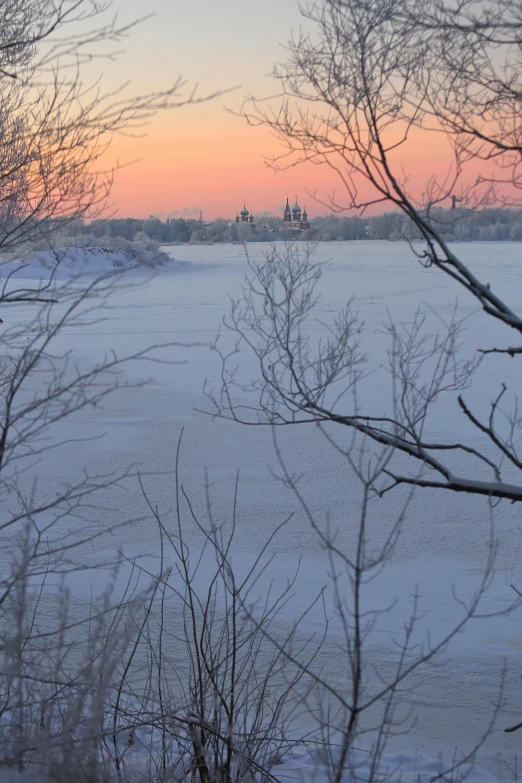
[15,240,522,779]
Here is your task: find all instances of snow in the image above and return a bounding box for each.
[0,773,50,783]
[5,240,522,780]
[277,747,500,783]
[0,242,183,280]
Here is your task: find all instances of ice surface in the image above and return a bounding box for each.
[4,240,522,780]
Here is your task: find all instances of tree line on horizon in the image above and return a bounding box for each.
[54,206,522,245]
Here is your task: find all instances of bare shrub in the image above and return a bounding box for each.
[0,0,222,778]
[233,0,522,501]
[204,244,515,781]
[203,0,522,767]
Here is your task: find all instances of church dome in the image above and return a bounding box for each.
[240,205,249,216]
[292,202,301,214]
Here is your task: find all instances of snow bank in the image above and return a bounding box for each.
[0,772,50,783]
[0,236,183,280]
[277,746,498,783]
[0,749,497,783]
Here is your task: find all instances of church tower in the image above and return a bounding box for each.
[292,198,302,222]
[282,195,310,231]
[235,203,256,229]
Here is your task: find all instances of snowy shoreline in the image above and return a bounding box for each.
[0,241,186,280]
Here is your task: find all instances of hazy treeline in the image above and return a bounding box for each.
[52,206,522,245]
[369,207,522,241]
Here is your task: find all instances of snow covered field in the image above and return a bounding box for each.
[7,240,522,780]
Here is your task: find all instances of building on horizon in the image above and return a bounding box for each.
[235,205,255,225]
[232,198,310,233]
[283,197,309,231]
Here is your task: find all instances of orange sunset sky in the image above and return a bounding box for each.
[97,0,469,221]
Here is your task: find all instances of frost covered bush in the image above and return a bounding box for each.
[0,476,316,783]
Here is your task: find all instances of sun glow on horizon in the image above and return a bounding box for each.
[105,111,478,221]
[97,1,507,222]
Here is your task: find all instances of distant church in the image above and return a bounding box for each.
[234,198,310,231]
[283,197,309,231]
[235,205,255,225]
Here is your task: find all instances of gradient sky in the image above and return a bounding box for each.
[94,0,466,220]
